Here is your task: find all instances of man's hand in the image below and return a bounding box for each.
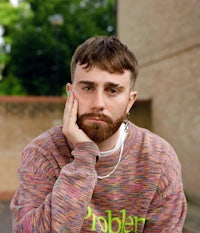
[62,91,92,146]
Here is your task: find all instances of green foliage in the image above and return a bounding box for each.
[0,1,31,45]
[0,75,26,95]
[0,0,116,96]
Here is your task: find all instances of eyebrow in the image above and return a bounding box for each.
[78,81,96,86]
[78,80,124,89]
[105,82,124,89]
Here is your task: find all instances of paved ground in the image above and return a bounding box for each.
[0,201,12,233]
[0,201,199,233]
[183,202,200,233]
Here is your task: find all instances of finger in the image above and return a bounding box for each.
[64,92,77,126]
[63,92,73,127]
[71,98,78,123]
[65,90,73,113]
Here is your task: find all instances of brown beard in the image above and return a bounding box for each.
[77,112,126,143]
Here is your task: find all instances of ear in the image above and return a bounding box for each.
[65,83,72,94]
[126,91,137,114]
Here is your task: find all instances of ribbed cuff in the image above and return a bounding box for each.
[71,142,99,169]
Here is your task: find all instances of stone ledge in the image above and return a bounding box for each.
[0,96,66,103]
[0,191,15,202]
[0,96,151,104]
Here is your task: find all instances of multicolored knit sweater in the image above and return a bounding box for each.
[10,122,187,232]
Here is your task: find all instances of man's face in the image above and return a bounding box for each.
[71,64,137,143]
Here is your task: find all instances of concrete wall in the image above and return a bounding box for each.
[0,97,65,199]
[0,96,151,199]
[117,0,200,204]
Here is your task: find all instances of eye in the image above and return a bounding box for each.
[82,86,93,92]
[107,87,119,95]
[109,88,117,93]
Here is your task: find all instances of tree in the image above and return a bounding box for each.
[1,0,116,95]
[0,0,34,95]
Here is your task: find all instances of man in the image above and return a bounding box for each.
[11,36,187,232]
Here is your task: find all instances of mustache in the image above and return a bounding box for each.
[77,113,113,124]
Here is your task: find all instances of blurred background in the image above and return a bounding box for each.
[0,0,116,96]
[0,0,199,232]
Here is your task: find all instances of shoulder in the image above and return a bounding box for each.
[128,122,179,164]
[129,122,183,190]
[124,123,184,202]
[127,122,182,177]
[24,126,67,153]
[19,126,72,176]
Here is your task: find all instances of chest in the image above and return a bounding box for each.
[81,168,159,233]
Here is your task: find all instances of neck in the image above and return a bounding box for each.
[97,128,121,152]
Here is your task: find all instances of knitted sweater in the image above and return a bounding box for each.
[10,122,187,233]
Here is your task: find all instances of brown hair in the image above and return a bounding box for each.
[70,36,138,88]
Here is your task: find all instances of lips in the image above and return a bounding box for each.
[78,113,113,124]
[85,117,106,123]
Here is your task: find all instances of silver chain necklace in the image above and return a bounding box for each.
[97,140,124,179]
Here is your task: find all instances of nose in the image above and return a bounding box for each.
[91,91,105,111]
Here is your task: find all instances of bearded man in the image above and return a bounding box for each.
[11,36,187,233]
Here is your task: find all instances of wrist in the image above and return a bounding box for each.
[72,141,99,169]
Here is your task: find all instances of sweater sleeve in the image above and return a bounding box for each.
[144,147,187,233]
[10,141,98,233]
